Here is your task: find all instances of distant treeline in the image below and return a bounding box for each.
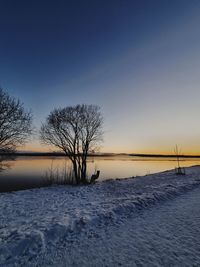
[129,153,200,158]
[0,152,115,157]
[1,152,200,158]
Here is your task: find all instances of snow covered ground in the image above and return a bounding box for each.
[1,166,200,266]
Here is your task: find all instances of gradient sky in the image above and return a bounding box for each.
[1,0,200,154]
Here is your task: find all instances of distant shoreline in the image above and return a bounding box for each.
[1,152,200,158]
[129,153,200,158]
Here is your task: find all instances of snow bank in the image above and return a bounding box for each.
[1,166,200,266]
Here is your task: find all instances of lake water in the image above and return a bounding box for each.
[1,155,200,192]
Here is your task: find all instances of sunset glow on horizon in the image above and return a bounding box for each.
[1,0,200,154]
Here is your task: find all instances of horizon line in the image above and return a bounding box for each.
[3,151,200,158]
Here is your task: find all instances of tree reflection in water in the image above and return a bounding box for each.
[0,154,15,173]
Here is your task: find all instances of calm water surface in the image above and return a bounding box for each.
[1,155,200,192]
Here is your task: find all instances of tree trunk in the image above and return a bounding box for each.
[81,158,87,184]
[72,159,80,184]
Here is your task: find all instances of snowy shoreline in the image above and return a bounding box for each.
[1,165,200,266]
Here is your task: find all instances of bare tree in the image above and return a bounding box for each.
[40,104,103,184]
[174,144,185,175]
[0,88,32,152]
[174,144,181,169]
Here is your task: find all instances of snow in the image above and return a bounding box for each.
[1,166,200,266]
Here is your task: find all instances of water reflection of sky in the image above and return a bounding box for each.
[1,156,200,181]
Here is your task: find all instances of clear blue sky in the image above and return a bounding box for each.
[1,0,200,153]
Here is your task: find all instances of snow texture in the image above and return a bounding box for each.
[1,166,200,266]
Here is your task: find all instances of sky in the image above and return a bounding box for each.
[1,0,200,154]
